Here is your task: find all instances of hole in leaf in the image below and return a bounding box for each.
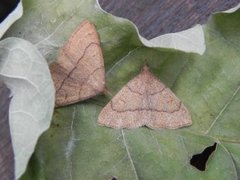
[0,0,20,23]
[190,142,217,171]
[110,176,117,180]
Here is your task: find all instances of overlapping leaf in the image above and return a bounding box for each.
[0,38,55,178]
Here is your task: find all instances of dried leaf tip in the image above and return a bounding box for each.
[50,20,105,107]
[98,65,192,129]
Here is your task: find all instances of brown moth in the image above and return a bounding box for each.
[98,65,192,129]
[50,20,105,107]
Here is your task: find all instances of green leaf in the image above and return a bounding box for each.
[5,0,205,56]
[5,0,240,179]
[0,38,55,178]
[139,24,205,55]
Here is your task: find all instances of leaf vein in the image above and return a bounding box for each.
[121,130,139,180]
[205,85,240,134]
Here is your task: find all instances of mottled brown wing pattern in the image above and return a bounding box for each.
[50,20,105,107]
[98,65,192,129]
